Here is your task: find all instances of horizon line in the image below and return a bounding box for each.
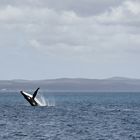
[0,76,139,81]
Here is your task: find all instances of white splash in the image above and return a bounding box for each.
[36,93,47,106]
[46,97,56,107]
[36,94,55,107]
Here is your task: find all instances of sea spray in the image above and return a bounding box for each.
[37,93,55,107]
[46,97,55,106]
[36,93,47,106]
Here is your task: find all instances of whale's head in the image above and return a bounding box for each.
[20,91,31,100]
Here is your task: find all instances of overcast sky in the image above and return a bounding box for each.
[0,0,140,80]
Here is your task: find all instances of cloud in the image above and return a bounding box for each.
[0,0,123,16]
[98,0,140,26]
[0,0,140,62]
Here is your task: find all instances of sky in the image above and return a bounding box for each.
[0,0,140,80]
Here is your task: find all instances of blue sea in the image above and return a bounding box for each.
[0,91,140,140]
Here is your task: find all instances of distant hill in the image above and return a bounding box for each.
[0,77,140,91]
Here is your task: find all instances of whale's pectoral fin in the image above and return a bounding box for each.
[32,87,40,99]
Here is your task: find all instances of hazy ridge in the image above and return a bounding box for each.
[0,77,140,91]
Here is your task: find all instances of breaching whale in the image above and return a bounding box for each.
[20,88,43,106]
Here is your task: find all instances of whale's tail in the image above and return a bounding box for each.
[32,87,40,99]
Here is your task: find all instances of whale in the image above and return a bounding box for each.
[20,88,43,106]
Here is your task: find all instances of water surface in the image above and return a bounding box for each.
[0,91,140,140]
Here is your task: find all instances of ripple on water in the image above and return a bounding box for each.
[0,92,140,139]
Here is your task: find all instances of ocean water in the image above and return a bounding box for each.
[0,91,140,140]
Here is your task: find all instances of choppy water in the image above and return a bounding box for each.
[0,91,140,140]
